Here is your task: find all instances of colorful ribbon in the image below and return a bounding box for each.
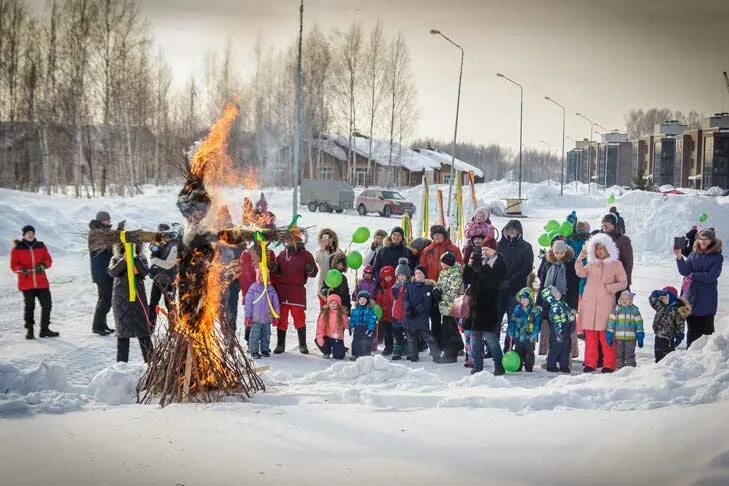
[421,176,430,238]
[119,231,136,302]
[252,231,280,319]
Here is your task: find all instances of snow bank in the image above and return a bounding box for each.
[85,362,145,406]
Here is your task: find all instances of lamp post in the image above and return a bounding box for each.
[292,0,304,216]
[430,28,464,219]
[545,96,566,196]
[576,112,594,193]
[595,122,609,187]
[497,72,523,199]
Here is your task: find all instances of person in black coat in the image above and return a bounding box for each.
[463,238,507,375]
[108,244,153,363]
[403,266,440,362]
[88,211,115,335]
[373,227,413,286]
[320,251,351,313]
[496,220,534,346]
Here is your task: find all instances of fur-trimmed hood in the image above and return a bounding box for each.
[586,233,620,264]
[546,245,575,264]
[329,250,348,271]
[317,228,339,252]
[692,238,723,255]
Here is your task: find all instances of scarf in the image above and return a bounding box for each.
[545,261,567,296]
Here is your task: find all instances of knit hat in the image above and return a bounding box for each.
[363,264,374,275]
[391,226,405,238]
[326,294,342,306]
[566,211,577,226]
[410,237,431,253]
[414,265,427,278]
[22,225,35,235]
[552,240,568,254]
[516,287,534,304]
[699,228,716,241]
[157,223,171,232]
[619,290,635,304]
[575,220,589,234]
[602,213,619,227]
[374,229,388,239]
[663,286,678,305]
[95,211,111,222]
[473,207,490,221]
[483,237,498,251]
[440,252,456,267]
[430,224,448,238]
[395,258,411,278]
[357,290,371,304]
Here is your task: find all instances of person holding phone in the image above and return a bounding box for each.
[675,228,723,347]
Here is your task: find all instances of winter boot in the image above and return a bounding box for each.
[297,327,309,354]
[273,330,286,354]
[25,325,34,340]
[39,325,59,338]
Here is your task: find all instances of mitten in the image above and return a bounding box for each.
[636,331,645,348]
[365,329,374,338]
[406,307,417,319]
[605,331,614,347]
[35,264,45,272]
[245,318,253,328]
[20,268,30,275]
[673,332,684,349]
[271,319,278,328]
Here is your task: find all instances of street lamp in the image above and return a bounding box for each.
[497,72,523,199]
[576,112,594,193]
[430,28,464,219]
[545,96,566,196]
[595,123,610,187]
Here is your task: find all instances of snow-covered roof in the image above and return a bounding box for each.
[415,148,484,178]
[329,134,441,172]
[314,135,348,162]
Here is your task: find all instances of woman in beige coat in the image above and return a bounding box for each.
[575,233,627,373]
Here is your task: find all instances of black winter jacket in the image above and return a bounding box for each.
[463,255,506,333]
[497,220,534,295]
[88,220,113,284]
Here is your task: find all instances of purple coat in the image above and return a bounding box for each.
[353,278,377,301]
[677,240,723,316]
[244,282,281,324]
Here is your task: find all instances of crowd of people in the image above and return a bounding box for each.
[8,197,725,376]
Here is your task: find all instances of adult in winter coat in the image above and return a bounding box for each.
[10,225,58,339]
[403,266,440,361]
[497,220,534,333]
[373,227,413,285]
[88,211,115,335]
[320,252,351,312]
[536,238,579,358]
[575,233,628,373]
[315,228,339,305]
[567,220,591,259]
[462,237,507,375]
[675,227,723,347]
[601,212,633,287]
[148,224,178,328]
[271,236,318,354]
[108,244,153,363]
[365,229,388,267]
[408,237,431,267]
[239,240,277,342]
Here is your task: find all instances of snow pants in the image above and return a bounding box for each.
[117,336,153,363]
[351,327,372,357]
[615,340,636,368]
[514,340,535,372]
[654,336,675,363]
[317,337,345,360]
[584,330,616,370]
[392,322,406,357]
[23,288,52,331]
[406,328,439,360]
[377,321,393,352]
[92,278,112,332]
[441,316,462,360]
[276,304,306,331]
[546,324,573,371]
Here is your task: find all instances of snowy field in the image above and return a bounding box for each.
[2,180,729,485]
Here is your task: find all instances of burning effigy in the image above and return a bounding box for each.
[90,103,300,406]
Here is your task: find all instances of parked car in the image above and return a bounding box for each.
[355,189,416,218]
[301,178,355,213]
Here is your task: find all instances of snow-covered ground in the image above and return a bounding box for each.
[1,180,728,485]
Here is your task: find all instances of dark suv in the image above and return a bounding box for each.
[355,189,415,217]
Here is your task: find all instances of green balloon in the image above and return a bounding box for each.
[352,226,370,244]
[545,219,560,232]
[346,250,363,270]
[560,221,574,237]
[547,230,560,242]
[538,233,552,247]
[608,194,616,204]
[373,304,383,320]
[325,269,343,289]
[502,350,522,373]
[699,212,708,222]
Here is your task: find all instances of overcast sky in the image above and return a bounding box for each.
[40,0,729,151]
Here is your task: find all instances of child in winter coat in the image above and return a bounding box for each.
[320,252,351,313]
[349,290,378,360]
[606,290,644,368]
[390,258,411,360]
[540,286,576,373]
[650,286,691,363]
[465,207,497,241]
[244,269,281,358]
[507,288,542,372]
[353,264,377,300]
[375,266,396,355]
[403,265,441,362]
[434,252,464,363]
[315,294,349,360]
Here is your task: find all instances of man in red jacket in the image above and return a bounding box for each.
[420,225,463,346]
[9,225,59,339]
[271,236,318,354]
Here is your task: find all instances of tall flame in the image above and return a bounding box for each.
[191,103,240,186]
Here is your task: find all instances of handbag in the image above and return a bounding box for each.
[450,285,472,319]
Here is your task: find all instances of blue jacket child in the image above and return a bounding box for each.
[540,285,575,372]
[507,288,542,372]
[349,290,377,359]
